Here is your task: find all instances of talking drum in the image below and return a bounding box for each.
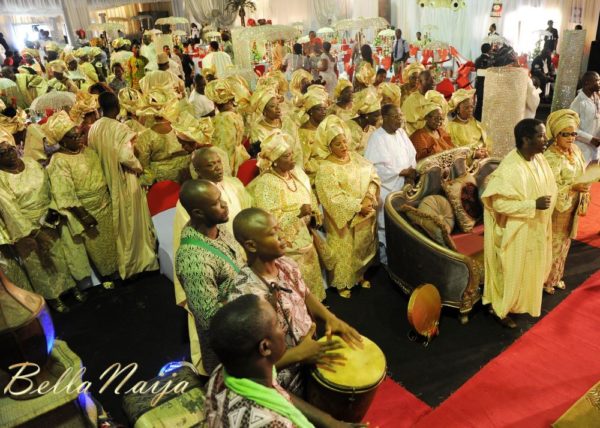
[306,335,386,422]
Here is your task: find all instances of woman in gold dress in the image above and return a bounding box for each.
[46,112,118,284]
[447,89,490,155]
[314,115,381,298]
[346,88,381,155]
[250,132,326,301]
[296,86,329,178]
[328,78,354,121]
[400,62,425,106]
[0,137,82,312]
[135,89,191,186]
[378,82,402,108]
[543,109,589,294]
[204,78,249,175]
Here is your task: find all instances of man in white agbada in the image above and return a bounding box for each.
[202,41,233,79]
[172,147,251,373]
[364,104,416,262]
[139,52,185,96]
[569,71,600,164]
[188,74,215,118]
[140,34,157,71]
[481,118,557,328]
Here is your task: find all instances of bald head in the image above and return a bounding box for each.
[192,147,224,182]
[233,207,271,243]
[179,179,229,225]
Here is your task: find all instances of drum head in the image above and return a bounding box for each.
[314,335,386,389]
[407,283,441,337]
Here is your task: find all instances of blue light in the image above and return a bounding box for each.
[158,360,198,377]
[39,304,55,354]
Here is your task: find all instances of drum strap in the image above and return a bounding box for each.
[251,267,301,346]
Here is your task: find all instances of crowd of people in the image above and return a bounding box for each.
[0,21,598,426]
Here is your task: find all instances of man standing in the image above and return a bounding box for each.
[87,92,158,280]
[188,74,215,118]
[569,71,600,164]
[481,119,557,328]
[202,41,232,79]
[531,48,555,101]
[175,179,246,374]
[474,43,492,121]
[544,20,559,52]
[391,28,409,76]
[364,104,416,257]
[139,52,184,96]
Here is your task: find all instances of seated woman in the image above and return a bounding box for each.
[543,109,589,294]
[447,88,489,159]
[400,62,425,106]
[327,78,354,121]
[249,88,300,163]
[314,115,381,298]
[346,88,381,155]
[135,89,192,186]
[410,101,454,161]
[251,132,325,301]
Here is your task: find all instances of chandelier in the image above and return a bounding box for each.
[418,0,467,11]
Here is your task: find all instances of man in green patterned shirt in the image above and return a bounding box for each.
[175,179,246,374]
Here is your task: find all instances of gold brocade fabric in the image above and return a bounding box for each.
[88,117,158,279]
[327,104,354,122]
[211,111,248,175]
[346,120,375,155]
[250,117,303,167]
[401,90,427,136]
[315,153,380,290]
[250,168,325,301]
[47,149,117,277]
[136,128,190,186]
[0,158,75,298]
[447,117,488,148]
[543,145,586,286]
[297,127,320,180]
[481,150,558,318]
[124,118,146,134]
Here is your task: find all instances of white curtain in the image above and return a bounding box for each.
[183,0,236,27]
[392,0,600,63]
[0,0,61,15]
[88,0,165,10]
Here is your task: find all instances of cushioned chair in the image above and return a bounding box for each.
[384,147,500,323]
[236,158,259,187]
[147,180,181,217]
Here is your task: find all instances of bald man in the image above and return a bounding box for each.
[229,207,362,395]
[175,179,246,374]
[206,294,355,427]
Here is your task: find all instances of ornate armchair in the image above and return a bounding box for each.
[384,147,500,323]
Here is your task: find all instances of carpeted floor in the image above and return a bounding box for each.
[49,184,600,427]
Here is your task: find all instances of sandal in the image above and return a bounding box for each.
[543,286,555,295]
[499,315,517,329]
[360,279,371,289]
[338,289,352,299]
[555,280,566,290]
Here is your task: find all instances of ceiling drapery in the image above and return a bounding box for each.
[184,0,236,28]
[0,0,62,16]
[88,0,166,10]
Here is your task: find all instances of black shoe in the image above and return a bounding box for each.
[498,315,517,329]
[47,297,69,313]
[72,287,88,302]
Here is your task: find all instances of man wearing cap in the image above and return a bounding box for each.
[139,52,184,97]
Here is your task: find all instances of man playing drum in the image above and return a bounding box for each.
[229,208,363,396]
[205,294,362,427]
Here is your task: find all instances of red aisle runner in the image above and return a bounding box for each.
[413,271,600,428]
[363,377,431,427]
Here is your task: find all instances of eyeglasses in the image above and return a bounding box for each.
[559,132,578,137]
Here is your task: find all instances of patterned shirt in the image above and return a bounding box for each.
[175,225,245,373]
[204,365,294,428]
[229,257,313,394]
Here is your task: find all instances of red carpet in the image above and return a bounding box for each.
[413,270,600,427]
[363,377,431,427]
[576,182,600,248]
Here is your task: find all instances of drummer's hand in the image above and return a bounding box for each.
[325,316,363,350]
[297,323,346,369]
